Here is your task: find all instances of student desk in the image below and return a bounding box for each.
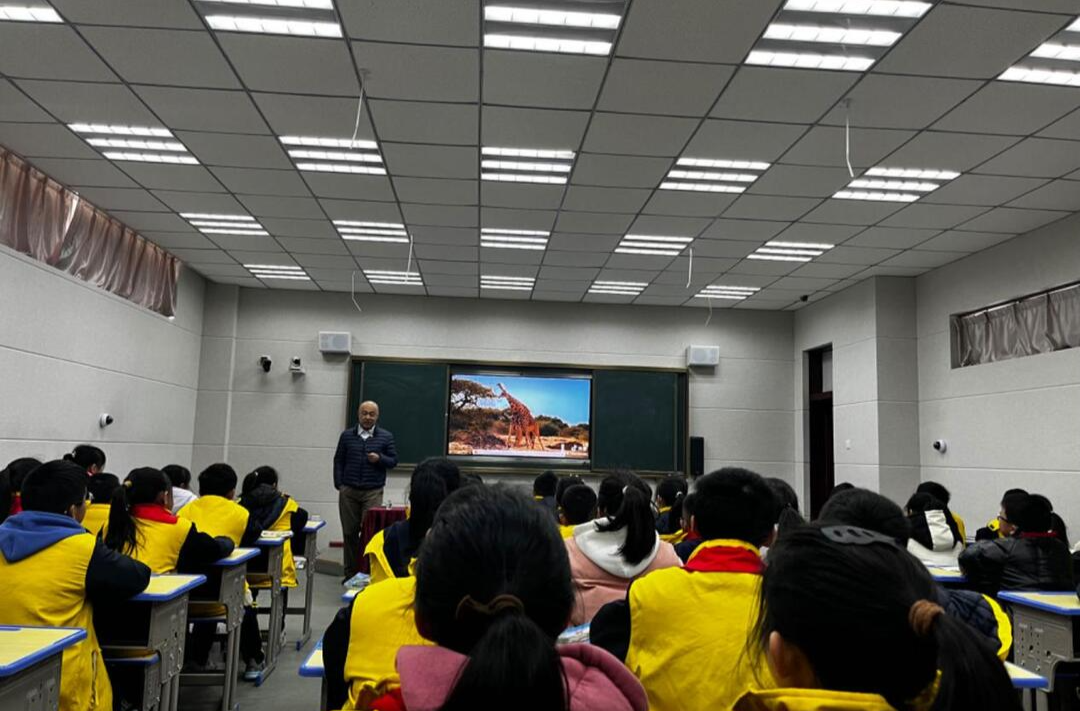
[341,588,359,605]
[0,626,85,711]
[298,639,327,710]
[249,533,290,686]
[924,565,966,586]
[289,519,327,650]
[98,574,206,711]
[181,547,259,711]
[999,591,1080,710]
[1007,661,1050,711]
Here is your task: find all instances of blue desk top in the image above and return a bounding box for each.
[342,588,360,604]
[212,548,259,566]
[304,520,326,533]
[0,626,86,677]
[256,532,292,547]
[999,591,1080,616]
[132,574,207,602]
[299,639,323,678]
[1006,661,1050,689]
[924,565,966,583]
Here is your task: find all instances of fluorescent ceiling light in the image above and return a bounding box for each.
[254,274,311,280]
[86,138,186,152]
[764,23,901,46]
[335,221,404,229]
[481,228,550,236]
[999,65,1080,87]
[481,241,546,251]
[624,235,693,243]
[594,281,648,287]
[200,228,269,235]
[336,228,408,237]
[102,152,198,164]
[482,276,535,283]
[202,0,334,8]
[833,189,920,202]
[848,178,939,192]
[245,264,301,270]
[782,0,932,18]
[588,289,640,296]
[69,124,172,137]
[341,236,409,243]
[481,160,572,173]
[484,5,621,29]
[667,170,758,183]
[746,253,813,262]
[696,285,760,299]
[757,247,824,257]
[746,49,875,71]
[660,182,745,193]
[482,173,567,184]
[280,136,378,149]
[0,5,63,21]
[864,167,959,180]
[1031,43,1080,62]
[205,15,342,37]
[480,234,548,244]
[482,284,533,291]
[614,248,680,256]
[767,241,834,250]
[188,220,265,229]
[677,158,770,171]
[484,33,612,56]
[1070,18,1080,32]
[288,150,382,163]
[483,147,575,160]
[295,163,387,175]
[182,213,255,221]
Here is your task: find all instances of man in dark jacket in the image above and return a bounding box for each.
[334,400,398,578]
[960,493,1074,596]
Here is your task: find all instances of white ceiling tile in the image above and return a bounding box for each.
[118,164,225,192]
[418,260,477,276]
[735,299,794,310]
[537,266,600,281]
[821,76,981,130]
[598,59,733,116]
[686,120,807,162]
[0,80,50,122]
[340,0,478,46]
[636,296,691,307]
[816,246,901,265]
[629,215,711,236]
[394,178,477,206]
[691,240,757,259]
[583,292,637,304]
[789,262,865,279]
[727,259,801,277]
[699,219,787,241]
[171,248,234,264]
[401,203,477,227]
[206,275,265,287]
[410,226,476,248]
[879,204,991,230]
[314,280,368,293]
[480,208,556,231]
[368,100,478,146]
[0,123,98,159]
[547,233,620,252]
[554,211,635,234]
[220,35,357,96]
[776,223,864,244]
[277,237,349,255]
[371,282,429,295]
[711,67,856,124]
[206,233,281,253]
[583,113,698,157]
[542,251,609,267]
[345,241,410,259]
[879,250,968,269]
[571,154,671,189]
[28,158,138,188]
[252,93,374,138]
[303,173,396,201]
[256,278,320,291]
[481,183,564,210]
[0,25,116,81]
[800,199,906,226]
[294,253,360,269]
[427,286,477,298]
[724,195,819,221]
[483,50,606,110]
[210,167,311,197]
[949,0,1076,10]
[412,244,477,261]
[915,230,1013,252]
[749,165,852,198]
[482,106,589,151]
[844,226,941,249]
[1007,180,1080,211]
[771,276,843,291]
[531,290,584,301]
[74,187,167,213]
[305,267,361,280]
[353,42,478,102]
[562,186,651,214]
[882,131,1020,172]
[1037,107,1080,141]
[875,5,1069,79]
[382,144,476,180]
[135,86,269,134]
[852,266,929,278]
[780,126,915,169]
[177,132,292,170]
[15,80,155,125]
[259,218,337,240]
[618,0,778,63]
[424,273,478,288]
[354,256,420,272]
[239,195,325,219]
[922,175,1048,205]
[642,191,737,218]
[79,27,238,88]
[957,207,1070,234]
[115,212,200,232]
[479,246,544,265]
[143,232,217,251]
[319,199,404,222]
[933,83,1080,136]
[973,138,1080,178]
[53,0,202,28]
[602,253,673,270]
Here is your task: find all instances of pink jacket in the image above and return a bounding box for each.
[393,643,647,711]
[565,523,683,625]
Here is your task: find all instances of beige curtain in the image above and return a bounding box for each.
[1048,285,1080,350]
[0,148,178,317]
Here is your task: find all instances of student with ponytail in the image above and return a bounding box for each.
[240,466,308,590]
[63,444,106,475]
[105,467,233,574]
[735,524,1020,711]
[2,457,42,518]
[366,484,647,711]
[83,473,120,536]
[654,476,688,536]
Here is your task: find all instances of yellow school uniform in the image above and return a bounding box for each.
[364,529,395,584]
[559,524,576,539]
[128,508,194,574]
[250,497,300,588]
[343,576,431,709]
[82,502,110,537]
[625,539,775,711]
[659,529,687,544]
[952,512,967,542]
[734,688,897,711]
[0,532,112,711]
[178,495,250,546]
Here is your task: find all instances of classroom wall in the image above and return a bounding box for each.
[0,244,205,473]
[916,212,1080,537]
[192,287,795,540]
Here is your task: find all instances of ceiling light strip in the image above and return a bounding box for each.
[69,124,173,137]
[204,15,342,37]
[746,49,875,71]
[660,182,746,193]
[484,5,621,30]
[296,163,387,175]
[484,33,612,56]
[782,0,932,18]
[281,136,379,149]
[763,23,901,46]
[102,152,199,164]
[0,5,62,21]
[482,147,575,160]
[481,173,567,184]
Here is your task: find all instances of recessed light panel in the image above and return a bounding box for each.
[245,264,310,281]
[747,240,834,263]
[483,1,626,56]
[182,213,269,237]
[195,0,341,36]
[833,166,959,202]
[1000,16,1080,86]
[615,235,693,257]
[279,136,387,175]
[71,124,198,165]
[334,219,409,243]
[0,5,62,22]
[694,285,760,300]
[481,228,550,251]
[481,147,575,184]
[481,275,536,291]
[364,269,424,286]
[588,280,647,296]
[660,157,769,194]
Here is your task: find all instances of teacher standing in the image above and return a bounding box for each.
[334,400,397,578]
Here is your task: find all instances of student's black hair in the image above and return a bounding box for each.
[560,484,597,525]
[87,473,120,504]
[162,464,191,490]
[753,525,1019,711]
[533,470,558,498]
[1006,494,1051,534]
[241,465,280,499]
[555,475,585,506]
[679,492,697,531]
[21,460,88,516]
[1027,494,1069,542]
[693,468,778,546]
[905,492,944,513]
[916,481,951,505]
[594,470,656,566]
[414,484,572,711]
[404,462,452,559]
[656,476,688,508]
[106,468,171,556]
[765,477,804,534]
[827,482,855,500]
[198,463,238,498]
[905,493,961,548]
[1001,488,1028,506]
[4,457,43,492]
[0,469,9,524]
[460,472,484,487]
[818,488,911,545]
[63,445,106,472]
[415,457,461,493]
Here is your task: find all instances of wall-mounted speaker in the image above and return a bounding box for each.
[690,436,704,479]
[319,331,352,354]
[686,345,720,367]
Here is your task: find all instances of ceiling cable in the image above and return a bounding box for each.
[844,98,854,178]
[350,71,368,148]
[686,246,693,289]
[350,270,363,314]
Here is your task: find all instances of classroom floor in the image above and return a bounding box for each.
[181,571,342,711]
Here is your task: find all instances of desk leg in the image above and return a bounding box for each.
[297,532,318,650]
[220,625,239,711]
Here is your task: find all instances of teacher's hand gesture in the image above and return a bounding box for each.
[366,452,381,464]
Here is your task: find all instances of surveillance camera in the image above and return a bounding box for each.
[932,439,947,454]
[98,414,114,428]
[799,294,810,302]
[289,357,305,375]
[259,355,272,373]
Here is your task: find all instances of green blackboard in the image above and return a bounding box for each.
[349,360,448,466]
[592,370,682,474]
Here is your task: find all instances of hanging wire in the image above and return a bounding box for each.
[705,295,713,327]
[350,270,364,314]
[844,98,854,178]
[686,246,694,289]
[350,71,367,148]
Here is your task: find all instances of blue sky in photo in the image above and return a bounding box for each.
[454,374,591,425]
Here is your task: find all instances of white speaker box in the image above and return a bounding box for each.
[319,331,352,354]
[686,345,720,367]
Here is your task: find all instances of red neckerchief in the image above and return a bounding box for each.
[683,530,703,542]
[1020,531,1057,539]
[684,545,763,575]
[9,493,22,515]
[131,504,178,524]
[370,689,405,711]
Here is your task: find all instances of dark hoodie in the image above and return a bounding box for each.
[241,484,289,531]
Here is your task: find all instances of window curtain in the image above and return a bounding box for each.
[1048,285,1080,350]
[0,147,178,316]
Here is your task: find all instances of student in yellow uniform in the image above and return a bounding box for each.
[734,524,1020,711]
[366,458,460,583]
[63,444,107,476]
[557,483,597,539]
[590,467,778,711]
[654,476,687,539]
[240,466,308,589]
[105,467,234,574]
[1,457,41,520]
[82,473,119,537]
[0,460,150,711]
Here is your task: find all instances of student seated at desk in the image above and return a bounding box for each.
[105,467,234,574]
[1,457,42,519]
[240,466,308,590]
[916,481,967,541]
[975,488,1027,541]
[555,475,586,538]
[0,460,150,711]
[590,468,777,711]
[905,492,963,566]
[163,464,198,514]
[558,484,597,539]
[672,492,703,563]
[733,524,1019,711]
[63,444,107,476]
[83,473,119,537]
[1031,493,1069,546]
[818,488,1012,659]
[960,493,1074,595]
[366,484,647,711]
[654,475,687,537]
[366,457,460,583]
[566,470,680,626]
[765,478,804,548]
[533,469,559,520]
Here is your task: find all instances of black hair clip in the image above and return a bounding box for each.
[821,525,898,548]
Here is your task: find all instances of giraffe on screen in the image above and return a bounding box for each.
[496,383,543,451]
